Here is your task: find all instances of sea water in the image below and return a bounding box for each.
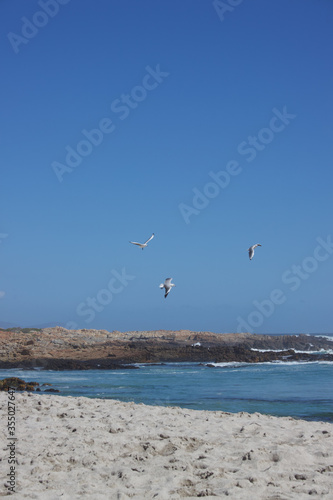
[1,356,332,423]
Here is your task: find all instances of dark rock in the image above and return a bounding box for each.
[19,349,31,356]
[0,377,39,391]
[1,328,332,369]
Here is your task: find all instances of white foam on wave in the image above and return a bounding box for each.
[207,360,333,368]
[206,362,249,368]
[316,335,333,342]
[251,348,333,355]
[251,348,289,353]
[293,348,333,354]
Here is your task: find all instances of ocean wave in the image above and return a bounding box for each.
[206,362,249,368]
[251,348,290,353]
[207,360,333,368]
[316,335,333,342]
[251,348,333,355]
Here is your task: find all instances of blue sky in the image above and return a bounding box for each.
[1,0,333,333]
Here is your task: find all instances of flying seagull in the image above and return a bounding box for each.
[159,278,176,298]
[129,233,154,250]
[248,243,262,260]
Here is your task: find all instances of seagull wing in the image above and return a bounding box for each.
[129,241,143,246]
[164,278,172,285]
[144,233,154,245]
[248,244,261,259]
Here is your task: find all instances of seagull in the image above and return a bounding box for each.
[248,243,262,260]
[159,278,176,298]
[129,233,154,250]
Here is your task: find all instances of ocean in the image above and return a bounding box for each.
[1,334,333,423]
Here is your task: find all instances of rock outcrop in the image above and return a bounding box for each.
[0,327,332,369]
[0,377,39,391]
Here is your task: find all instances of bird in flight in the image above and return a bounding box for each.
[159,278,176,298]
[129,233,154,250]
[248,243,262,260]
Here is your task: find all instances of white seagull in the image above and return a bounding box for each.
[159,278,176,298]
[248,243,262,260]
[129,233,154,250]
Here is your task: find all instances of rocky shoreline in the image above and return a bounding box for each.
[0,327,332,370]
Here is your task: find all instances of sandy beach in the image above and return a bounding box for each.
[1,393,332,499]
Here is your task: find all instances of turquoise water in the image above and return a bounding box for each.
[2,360,332,422]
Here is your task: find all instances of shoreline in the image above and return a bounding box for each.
[1,392,332,499]
[1,328,333,370]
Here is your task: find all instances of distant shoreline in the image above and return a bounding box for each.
[1,328,332,370]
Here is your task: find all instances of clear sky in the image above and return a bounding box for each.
[1,0,333,333]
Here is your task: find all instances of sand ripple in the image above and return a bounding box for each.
[1,393,332,499]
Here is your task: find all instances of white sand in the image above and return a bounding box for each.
[1,393,332,499]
